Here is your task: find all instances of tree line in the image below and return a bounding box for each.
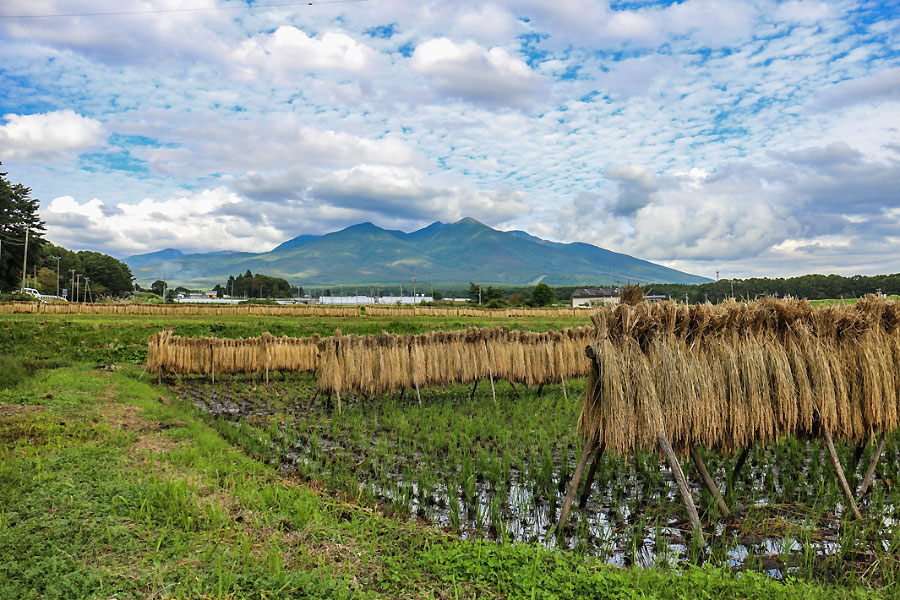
[1,165,134,298]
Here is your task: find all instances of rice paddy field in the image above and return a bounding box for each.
[1,309,897,598]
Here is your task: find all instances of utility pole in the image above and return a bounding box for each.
[21,228,29,290]
[69,269,75,301]
[51,256,61,297]
[84,278,91,303]
[412,276,417,304]
[75,274,81,302]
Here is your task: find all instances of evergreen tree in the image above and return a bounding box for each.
[0,164,45,291]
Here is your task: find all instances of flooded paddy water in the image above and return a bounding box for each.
[173,375,900,584]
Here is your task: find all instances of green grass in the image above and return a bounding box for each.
[1,364,879,599]
[1,312,894,598]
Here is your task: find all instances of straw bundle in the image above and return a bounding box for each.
[579,297,900,457]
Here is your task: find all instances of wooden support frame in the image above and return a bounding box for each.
[729,447,750,489]
[690,447,731,519]
[578,443,605,509]
[659,433,704,545]
[822,427,862,519]
[858,434,886,499]
[557,435,597,533]
[487,367,496,404]
[469,378,480,401]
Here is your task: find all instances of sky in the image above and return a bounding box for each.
[1,0,899,280]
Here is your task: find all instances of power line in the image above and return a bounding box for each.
[0,0,367,20]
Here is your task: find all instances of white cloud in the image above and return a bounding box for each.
[310,164,531,223]
[813,67,900,110]
[0,110,104,161]
[43,187,284,255]
[231,26,376,81]
[773,1,833,23]
[411,38,542,104]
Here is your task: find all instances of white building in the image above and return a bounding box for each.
[570,287,621,307]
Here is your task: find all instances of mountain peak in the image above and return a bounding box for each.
[455,217,487,227]
[343,221,380,231]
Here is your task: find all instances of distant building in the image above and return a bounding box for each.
[204,290,218,299]
[571,287,620,307]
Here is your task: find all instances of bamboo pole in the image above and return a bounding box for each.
[658,432,704,545]
[335,389,342,415]
[557,436,597,533]
[415,382,422,406]
[690,447,731,518]
[858,434,887,499]
[578,443,605,509]
[822,427,862,519]
[560,376,567,401]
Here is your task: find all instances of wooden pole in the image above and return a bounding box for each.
[508,380,521,398]
[399,388,405,403]
[557,436,597,533]
[690,447,731,518]
[560,376,567,401]
[158,366,162,385]
[211,341,215,384]
[415,382,422,406]
[578,443,605,509]
[488,367,496,404]
[822,428,862,519]
[658,432,704,545]
[335,389,342,415]
[858,434,887,499]
[849,443,865,489]
[469,378,480,401]
[729,447,750,489]
[536,382,544,396]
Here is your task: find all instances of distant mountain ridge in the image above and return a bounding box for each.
[125,217,711,287]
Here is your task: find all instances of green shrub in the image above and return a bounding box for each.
[0,355,28,389]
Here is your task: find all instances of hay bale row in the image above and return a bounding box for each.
[148,325,595,393]
[0,302,40,313]
[147,331,321,375]
[315,326,595,396]
[580,297,900,457]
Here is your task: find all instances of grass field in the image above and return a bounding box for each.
[0,312,894,598]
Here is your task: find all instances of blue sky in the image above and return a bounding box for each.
[1,0,898,278]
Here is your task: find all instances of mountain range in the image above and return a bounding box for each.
[124,218,710,288]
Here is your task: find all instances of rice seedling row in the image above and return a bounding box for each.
[169,374,900,585]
